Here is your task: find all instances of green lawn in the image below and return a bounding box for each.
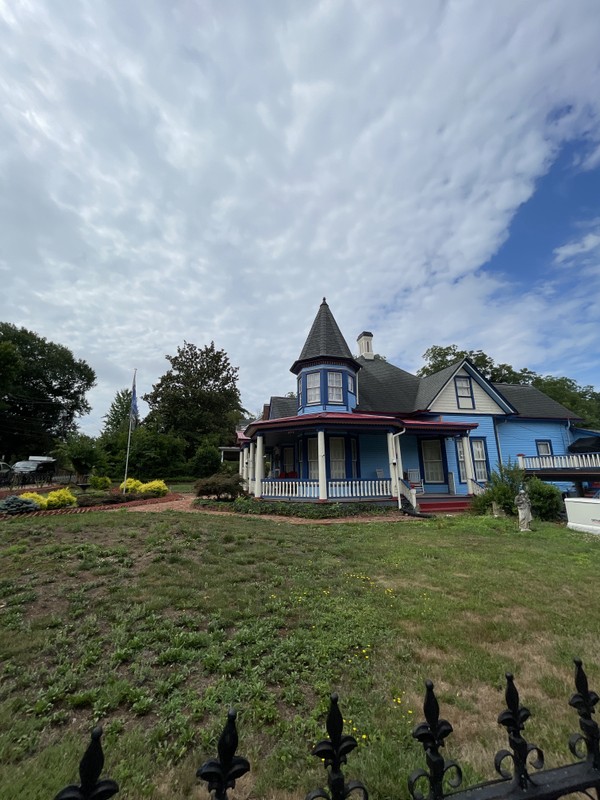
[1,512,599,799]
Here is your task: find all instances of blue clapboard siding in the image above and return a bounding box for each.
[495,419,573,463]
[440,414,502,475]
[358,433,388,478]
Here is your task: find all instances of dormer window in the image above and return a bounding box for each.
[328,372,343,403]
[307,372,320,404]
[455,376,475,409]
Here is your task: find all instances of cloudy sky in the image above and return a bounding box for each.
[2,0,600,434]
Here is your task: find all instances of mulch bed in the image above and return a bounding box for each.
[0,493,184,521]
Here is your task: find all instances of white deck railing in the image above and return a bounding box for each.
[518,453,600,470]
[261,479,319,499]
[328,479,391,498]
[260,478,392,500]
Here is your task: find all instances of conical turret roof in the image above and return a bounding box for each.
[291,298,359,374]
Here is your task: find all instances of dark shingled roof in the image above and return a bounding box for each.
[291,298,355,373]
[491,383,581,419]
[269,396,298,420]
[354,356,420,413]
[413,362,463,410]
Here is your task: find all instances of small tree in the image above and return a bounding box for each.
[192,442,222,478]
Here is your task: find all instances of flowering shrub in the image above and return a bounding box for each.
[120,478,143,493]
[46,489,77,509]
[20,492,48,510]
[139,480,169,497]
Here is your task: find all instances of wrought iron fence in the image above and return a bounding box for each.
[54,658,599,800]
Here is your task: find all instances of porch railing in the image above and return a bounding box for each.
[260,479,319,499]
[259,478,393,500]
[469,478,487,495]
[328,479,391,498]
[518,453,600,470]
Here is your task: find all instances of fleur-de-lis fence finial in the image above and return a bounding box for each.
[197,709,250,800]
[409,680,462,800]
[568,658,600,769]
[495,673,544,789]
[54,727,119,800]
[306,693,368,800]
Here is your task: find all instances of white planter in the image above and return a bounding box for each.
[564,498,600,535]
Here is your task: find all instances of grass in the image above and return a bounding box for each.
[0,512,599,799]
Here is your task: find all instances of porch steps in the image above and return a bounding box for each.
[417,496,473,514]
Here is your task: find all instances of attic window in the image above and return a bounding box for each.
[455,376,475,409]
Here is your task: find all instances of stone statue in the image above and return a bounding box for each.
[515,489,532,531]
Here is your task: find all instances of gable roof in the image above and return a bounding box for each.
[491,383,582,419]
[291,298,357,374]
[413,362,463,410]
[354,356,420,413]
[269,396,298,420]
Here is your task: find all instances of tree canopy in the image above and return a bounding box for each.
[143,341,243,457]
[0,323,96,459]
[101,388,139,436]
[418,344,600,429]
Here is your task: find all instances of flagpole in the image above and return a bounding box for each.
[123,369,137,493]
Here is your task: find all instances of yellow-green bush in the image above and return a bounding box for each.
[46,489,77,509]
[119,478,143,493]
[19,492,48,510]
[139,480,169,497]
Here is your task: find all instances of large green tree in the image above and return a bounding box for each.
[143,341,243,457]
[0,323,96,459]
[418,344,600,428]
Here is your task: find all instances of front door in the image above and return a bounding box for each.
[422,440,444,484]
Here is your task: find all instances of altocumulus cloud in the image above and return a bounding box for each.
[1,0,600,433]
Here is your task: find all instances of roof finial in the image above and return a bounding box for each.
[322,297,327,305]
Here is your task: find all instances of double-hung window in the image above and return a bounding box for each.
[455,376,475,409]
[328,372,343,403]
[348,375,355,394]
[471,439,488,481]
[297,377,302,406]
[308,438,318,479]
[329,437,346,478]
[307,372,320,404]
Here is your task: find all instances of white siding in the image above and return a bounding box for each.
[429,369,506,415]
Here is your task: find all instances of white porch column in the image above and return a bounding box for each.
[254,435,264,498]
[394,435,404,480]
[462,435,476,492]
[238,450,243,476]
[387,432,398,497]
[242,447,249,481]
[317,430,327,500]
[248,442,255,484]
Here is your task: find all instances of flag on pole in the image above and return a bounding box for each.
[130,371,139,428]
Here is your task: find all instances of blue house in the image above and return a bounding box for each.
[239,299,590,509]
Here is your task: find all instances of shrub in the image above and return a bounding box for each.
[20,492,48,510]
[526,477,564,521]
[120,478,143,493]
[90,475,112,491]
[226,497,398,519]
[470,461,525,516]
[192,443,222,478]
[139,480,169,497]
[46,489,77,509]
[195,473,246,500]
[0,495,40,515]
